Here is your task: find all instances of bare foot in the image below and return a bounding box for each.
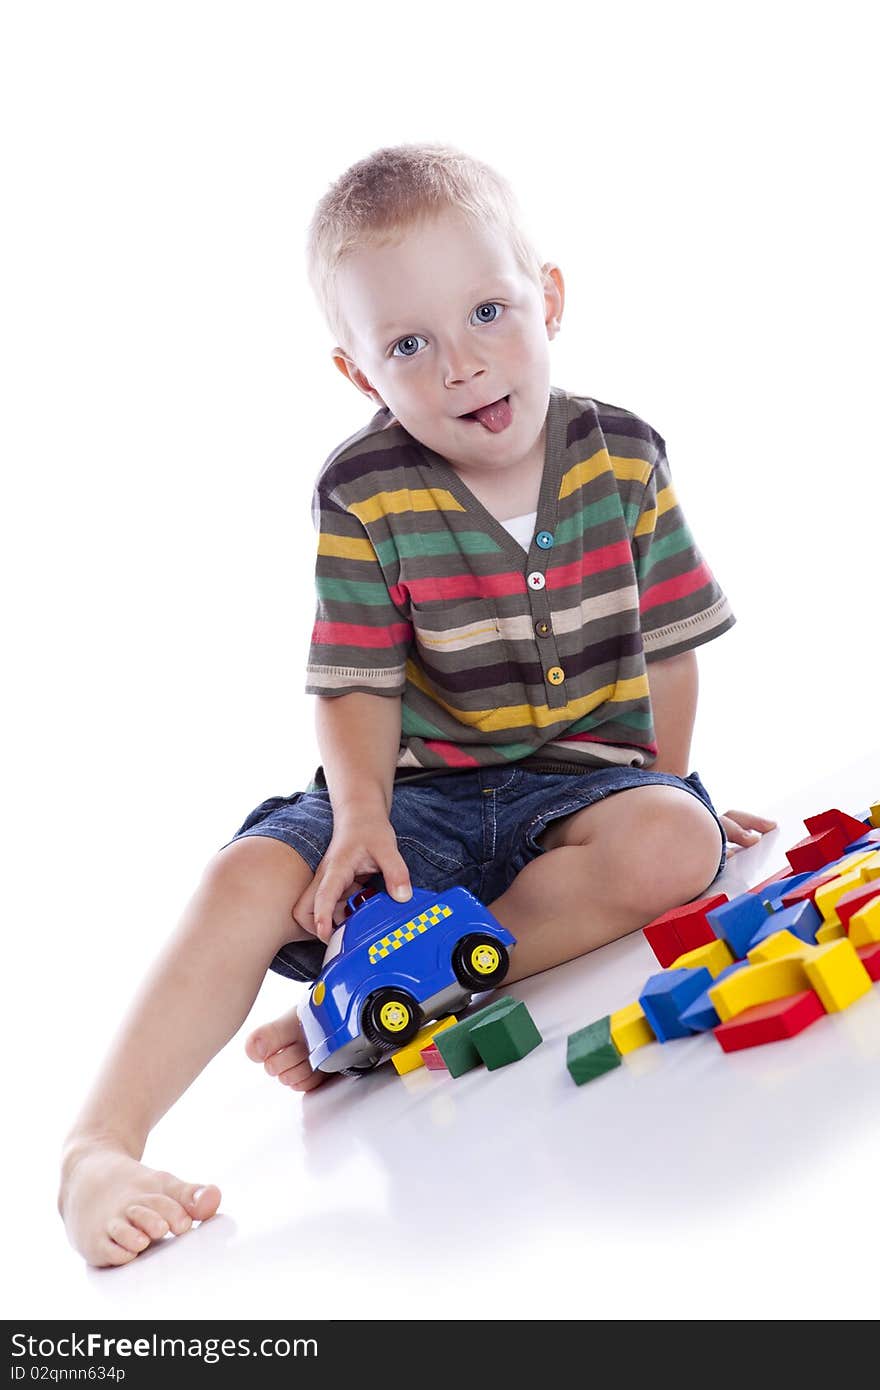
[59,1139,221,1268]
[245,1005,328,1092]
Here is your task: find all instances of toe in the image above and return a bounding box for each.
[107,1216,151,1255]
[125,1203,170,1242]
[185,1184,221,1221]
[152,1171,221,1224]
[264,1041,308,1077]
[246,1006,302,1063]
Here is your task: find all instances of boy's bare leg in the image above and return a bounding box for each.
[59,835,318,1268]
[488,784,724,983]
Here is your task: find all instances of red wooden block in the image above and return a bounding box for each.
[713,989,826,1053]
[786,828,849,874]
[804,808,873,845]
[835,881,880,931]
[420,1042,448,1071]
[642,893,728,966]
[856,942,880,982]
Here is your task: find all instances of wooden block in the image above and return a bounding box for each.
[804,808,874,845]
[786,828,849,874]
[855,942,880,981]
[869,801,880,829]
[470,1000,542,1070]
[802,938,873,1012]
[639,967,713,1041]
[609,1001,655,1054]
[420,1042,448,1071]
[642,893,727,966]
[713,989,826,1052]
[834,881,880,932]
[707,893,772,959]
[432,995,517,1077]
[670,938,734,978]
[814,867,873,928]
[850,895,880,947]
[566,1016,621,1085]
[747,929,812,963]
[709,957,810,1022]
[748,899,821,947]
[391,1015,457,1075]
[815,921,846,943]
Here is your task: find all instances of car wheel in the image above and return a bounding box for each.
[452,935,510,990]
[362,988,423,1048]
[339,1059,381,1079]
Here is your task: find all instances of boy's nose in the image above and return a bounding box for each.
[444,357,488,390]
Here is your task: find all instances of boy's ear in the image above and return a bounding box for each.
[331,348,386,407]
[540,262,565,339]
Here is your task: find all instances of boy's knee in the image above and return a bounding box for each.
[584,788,723,916]
[202,835,314,904]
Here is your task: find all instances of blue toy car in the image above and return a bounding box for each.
[298,885,517,1075]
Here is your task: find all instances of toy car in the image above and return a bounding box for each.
[298,884,517,1075]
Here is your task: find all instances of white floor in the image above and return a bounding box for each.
[12,752,880,1322]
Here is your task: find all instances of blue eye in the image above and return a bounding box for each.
[471,302,504,325]
[391,334,427,358]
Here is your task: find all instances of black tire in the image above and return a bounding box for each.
[339,1058,381,1079]
[452,935,510,991]
[361,988,423,1048]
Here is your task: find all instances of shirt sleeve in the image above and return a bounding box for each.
[304,478,414,697]
[631,437,736,662]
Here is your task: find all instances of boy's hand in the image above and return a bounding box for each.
[292,812,413,943]
[719,808,778,853]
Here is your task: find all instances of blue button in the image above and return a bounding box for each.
[536,531,554,549]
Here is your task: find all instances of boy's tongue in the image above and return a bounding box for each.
[472,396,512,432]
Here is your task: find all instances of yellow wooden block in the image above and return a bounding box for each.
[815,920,845,943]
[670,939,734,977]
[709,957,810,1023]
[391,1015,458,1074]
[868,801,880,829]
[814,870,866,927]
[610,1001,655,1054]
[850,894,880,947]
[858,850,880,880]
[747,929,812,963]
[802,937,872,1012]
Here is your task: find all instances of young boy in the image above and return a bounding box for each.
[58,143,775,1267]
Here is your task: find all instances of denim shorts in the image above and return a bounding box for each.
[221,764,728,983]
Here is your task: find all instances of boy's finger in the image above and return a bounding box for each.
[381,851,413,903]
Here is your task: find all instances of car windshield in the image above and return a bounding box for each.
[322,925,346,964]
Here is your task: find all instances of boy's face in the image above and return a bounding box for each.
[331,208,564,477]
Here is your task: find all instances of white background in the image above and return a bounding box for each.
[3,0,878,1321]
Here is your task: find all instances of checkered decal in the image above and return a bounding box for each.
[368,903,453,964]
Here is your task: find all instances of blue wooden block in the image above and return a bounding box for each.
[759,872,814,911]
[678,961,750,1032]
[706,893,771,958]
[638,967,713,1042]
[748,898,822,947]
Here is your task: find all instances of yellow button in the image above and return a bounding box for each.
[547,666,565,685]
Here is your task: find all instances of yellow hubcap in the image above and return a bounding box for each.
[470,944,501,976]
[378,999,411,1033]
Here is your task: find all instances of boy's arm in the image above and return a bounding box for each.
[645,650,699,777]
[316,689,402,816]
[294,691,413,940]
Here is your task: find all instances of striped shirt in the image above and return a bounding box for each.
[305,386,735,781]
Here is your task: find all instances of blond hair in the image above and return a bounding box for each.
[306,142,545,351]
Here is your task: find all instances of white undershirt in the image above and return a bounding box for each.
[498,510,537,549]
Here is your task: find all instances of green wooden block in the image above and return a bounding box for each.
[566,1015,621,1085]
[469,1000,542,1070]
[433,995,517,1077]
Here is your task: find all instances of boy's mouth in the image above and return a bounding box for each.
[457,394,512,433]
